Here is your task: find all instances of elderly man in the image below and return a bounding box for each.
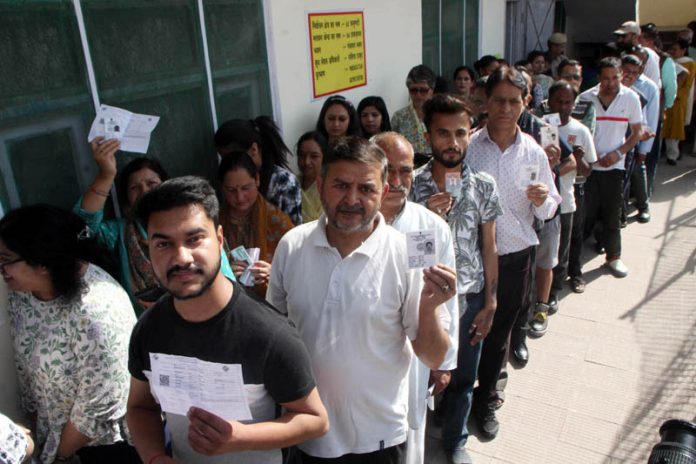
[579,57,643,278]
[546,32,567,77]
[268,137,455,463]
[373,131,458,464]
[465,67,561,438]
[408,93,501,463]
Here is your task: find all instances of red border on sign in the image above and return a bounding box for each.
[308,11,367,99]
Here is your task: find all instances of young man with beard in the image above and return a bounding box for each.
[373,131,458,464]
[409,94,501,463]
[465,67,561,438]
[126,176,328,464]
[268,137,456,463]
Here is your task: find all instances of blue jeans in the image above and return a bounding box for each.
[440,291,485,451]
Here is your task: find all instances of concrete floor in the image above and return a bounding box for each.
[424,153,696,463]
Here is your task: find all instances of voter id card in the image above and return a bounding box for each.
[406,230,437,269]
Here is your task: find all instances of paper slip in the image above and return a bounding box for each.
[427,384,436,411]
[406,230,437,269]
[230,246,260,287]
[149,353,252,421]
[445,172,462,198]
[540,125,560,148]
[87,104,159,154]
[543,113,561,126]
[517,164,540,190]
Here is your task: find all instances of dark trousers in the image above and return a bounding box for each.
[585,170,624,260]
[646,119,662,196]
[76,441,141,463]
[568,183,586,279]
[476,247,533,403]
[299,443,405,464]
[630,161,649,211]
[551,212,574,293]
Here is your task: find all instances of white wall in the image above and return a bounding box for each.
[479,0,506,58]
[0,282,21,420]
[264,0,422,159]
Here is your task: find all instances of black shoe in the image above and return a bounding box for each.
[570,276,586,293]
[548,294,559,315]
[511,339,529,366]
[667,158,677,166]
[620,218,627,229]
[474,402,500,439]
[594,241,605,254]
[638,210,651,223]
[528,303,549,338]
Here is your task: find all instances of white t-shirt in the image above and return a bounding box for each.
[268,214,426,458]
[579,84,642,171]
[644,47,662,89]
[558,118,598,213]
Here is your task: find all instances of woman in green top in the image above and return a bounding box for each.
[74,137,233,314]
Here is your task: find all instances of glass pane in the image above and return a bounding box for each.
[422,0,440,73]
[7,129,81,208]
[204,0,273,121]
[465,0,479,67]
[442,0,464,82]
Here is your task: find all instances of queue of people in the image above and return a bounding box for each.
[1,18,695,464]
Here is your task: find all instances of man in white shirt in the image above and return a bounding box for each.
[268,136,455,463]
[579,57,643,278]
[548,81,596,310]
[373,131,459,464]
[465,67,561,439]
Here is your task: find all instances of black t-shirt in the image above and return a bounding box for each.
[129,281,315,405]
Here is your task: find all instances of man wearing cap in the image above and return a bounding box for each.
[615,21,661,89]
[546,32,567,78]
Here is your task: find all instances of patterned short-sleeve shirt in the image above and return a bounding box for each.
[391,104,431,155]
[410,160,502,294]
[267,165,303,226]
[8,265,136,463]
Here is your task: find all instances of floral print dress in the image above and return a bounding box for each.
[8,264,136,463]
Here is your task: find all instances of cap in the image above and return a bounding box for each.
[614,21,641,35]
[548,32,567,44]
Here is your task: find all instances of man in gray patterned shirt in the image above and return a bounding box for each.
[410,94,502,464]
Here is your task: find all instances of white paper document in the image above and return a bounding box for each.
[518,164,540,190]
[88,104,159,154]
[445,172,462,198]
[540,125,560,148]
[149,353,252,421]
[406,229,437,269]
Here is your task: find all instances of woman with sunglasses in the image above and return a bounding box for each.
[0,205,137,464]
[391,64,436,165]
[315,95,361,144]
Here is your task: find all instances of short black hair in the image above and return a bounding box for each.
[117,157,168,209]
[474,55,498,74]
[526,50,546,63]
[548,80,577,99]
[136,176,220,229]
[557,59,582,75]
[598,56,622,72]
[485,66,529,99]
[621,54,643,67]
[423,93,474,132]
[320,136,387,183]
[674,38,690,51]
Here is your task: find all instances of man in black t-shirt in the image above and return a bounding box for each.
[126,176,328,464]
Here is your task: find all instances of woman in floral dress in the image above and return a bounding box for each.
[0,205,137,463]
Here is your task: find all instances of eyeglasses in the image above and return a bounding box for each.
[408,86,432,96]
[0,257,24,271]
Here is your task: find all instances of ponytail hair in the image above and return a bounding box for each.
[214,116,292,195]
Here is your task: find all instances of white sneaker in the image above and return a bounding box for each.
[605,259,628,278]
